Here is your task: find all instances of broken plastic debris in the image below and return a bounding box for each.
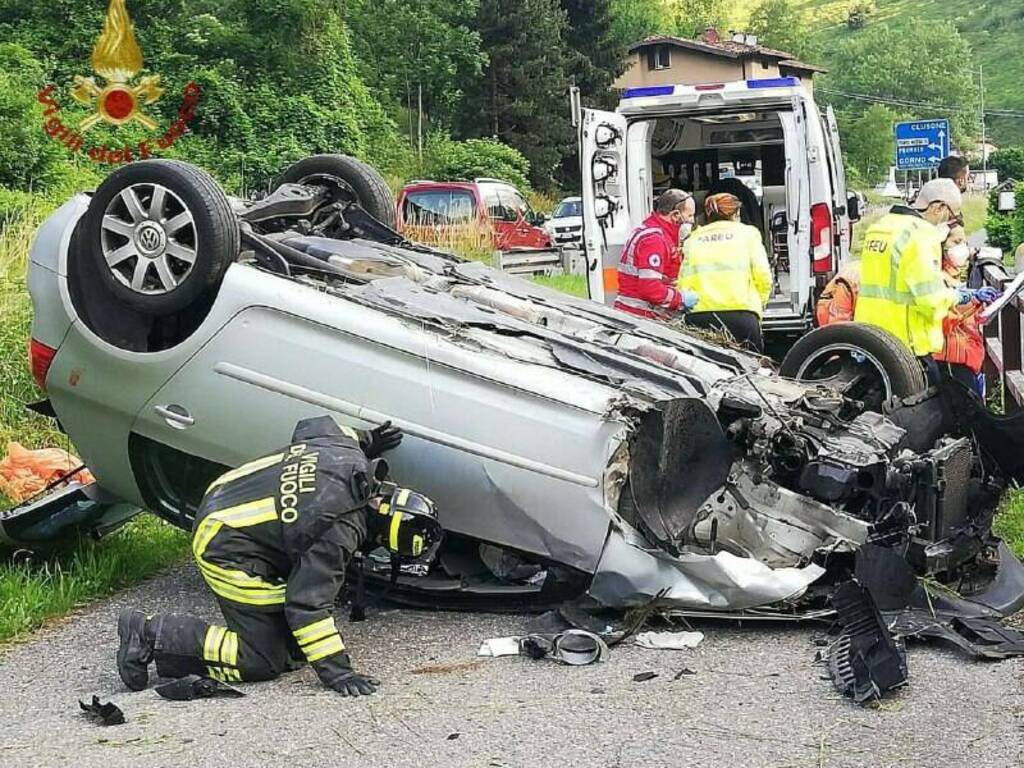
[155,674,245,701]
[632,671,658,682]
[79,695,125,725]
[633,630,704,650]
[477,630,607,665]
[477,637,522,658]
[826,580,908,705]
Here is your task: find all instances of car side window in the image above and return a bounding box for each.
[481,187,507,221]
[497,188,530,222]
[402,190,475,225]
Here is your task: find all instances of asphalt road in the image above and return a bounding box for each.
[0,564,1021,768]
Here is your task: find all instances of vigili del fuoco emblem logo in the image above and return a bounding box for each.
[37,0,201,164]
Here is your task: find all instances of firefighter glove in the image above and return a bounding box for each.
[364,421,403,458]
[327,666,380,697]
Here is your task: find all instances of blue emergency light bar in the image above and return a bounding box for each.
[745,77,799,89]
[622,77,799,99]
[621,85,675,99]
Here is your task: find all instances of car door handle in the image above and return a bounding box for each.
[154,404,194,429]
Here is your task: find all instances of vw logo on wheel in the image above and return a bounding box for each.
[134,222,166,255]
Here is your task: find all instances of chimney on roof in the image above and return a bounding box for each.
[701,26,720,44]
[729,31,759,46]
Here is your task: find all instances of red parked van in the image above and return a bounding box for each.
[397,179,552,252]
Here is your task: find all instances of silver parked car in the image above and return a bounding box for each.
[543,196,583,247]
[24,156,1024,616]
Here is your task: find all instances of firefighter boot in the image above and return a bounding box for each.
[116,609,155,691]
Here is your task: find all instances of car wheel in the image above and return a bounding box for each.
[779,323,927,409]
[79,160,239,317]
[274,154,397,228]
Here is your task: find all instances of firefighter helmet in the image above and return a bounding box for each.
[375,486,442,559]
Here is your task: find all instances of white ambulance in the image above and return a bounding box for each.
[579,77,859,334]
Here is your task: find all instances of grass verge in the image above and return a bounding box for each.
[531,272,588,297]
[996,489,1024,559]
[0,517,187,643]
[0,200,189,645]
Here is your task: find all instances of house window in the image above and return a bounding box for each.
[646,46,671,71]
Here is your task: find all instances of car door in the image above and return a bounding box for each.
[822,105,852,264]
[127,265,616,565]
[479,184,513,251]
[580,108,631,304]
[500,187,549,249]
[778,99,811,319]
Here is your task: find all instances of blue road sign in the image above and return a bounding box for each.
[894,119,950,171]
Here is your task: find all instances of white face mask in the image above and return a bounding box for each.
[679,222,693,243]
[946,242,970,268]
[935,223,951,242]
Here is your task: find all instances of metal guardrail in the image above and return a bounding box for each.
[981,262,1024,411]
[498,247,571,276]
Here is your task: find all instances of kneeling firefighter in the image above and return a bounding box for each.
[116,415,441,697]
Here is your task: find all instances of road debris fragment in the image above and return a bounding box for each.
[634,630,704,650]
[79,696,125,726]
[155,674,245,700]
[825,580,908,705]
[478,630,607,665]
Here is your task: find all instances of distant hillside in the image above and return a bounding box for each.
[731,0,1024,145]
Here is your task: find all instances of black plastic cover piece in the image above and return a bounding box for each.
[155,674,245,701]
[79,696,125,725]
[827,580,908,705]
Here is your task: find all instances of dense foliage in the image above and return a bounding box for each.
[1,0,1020,197]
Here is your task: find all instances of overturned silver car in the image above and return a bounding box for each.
[23,155,1024,617]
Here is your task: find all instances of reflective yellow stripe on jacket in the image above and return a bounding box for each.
[293,617,346,663]
[854,212,955,355]
[677,221,772,315]
[206,453,285,493]
[193,497,287,606]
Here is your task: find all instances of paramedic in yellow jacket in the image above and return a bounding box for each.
[678,192,772,352]
[854,178,967,363]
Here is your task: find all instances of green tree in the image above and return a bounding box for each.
[457,0,574,188]
[838,103,897,185]
[0,0,409,191]
[990,147,1024,183]
[610,0,664,45]
[344,0,484,130]
[610,0,728,46]
[0,44,66,191]
[824,21,979,140]
[746,0,821,61]
[423,135,531,191]
[561,0,626,104]
[671,0,730,39]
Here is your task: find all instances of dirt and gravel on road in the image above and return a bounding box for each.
[0,564,1021,768]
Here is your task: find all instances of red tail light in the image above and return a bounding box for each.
[29,338,57,391]
[810,203,833,274]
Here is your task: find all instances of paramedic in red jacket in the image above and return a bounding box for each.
[614,189,700,320]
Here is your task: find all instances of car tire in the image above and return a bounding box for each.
[79,159,239,317]
[779,322,927,404]
[274,154,397,228]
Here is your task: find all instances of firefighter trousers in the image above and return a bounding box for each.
[151,598,302,683]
